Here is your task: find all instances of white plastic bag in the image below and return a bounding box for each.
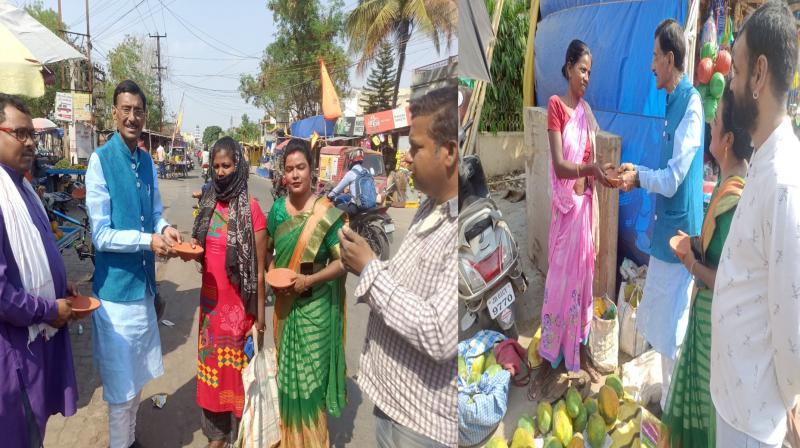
[617,282,650,358]
[588,296,619,374]
[621,350,663,406]
[235,327,281,448]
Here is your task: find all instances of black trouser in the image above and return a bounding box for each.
[336,202,360,216]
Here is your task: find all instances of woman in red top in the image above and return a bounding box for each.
[532,40,615,398]
[190,137,267,447]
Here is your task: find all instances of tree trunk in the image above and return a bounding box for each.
[392,19,411,109]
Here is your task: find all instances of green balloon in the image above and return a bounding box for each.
[703,98,718,123]
[710,72,726,99]
[701,42,718,60]
[696,84,709,99]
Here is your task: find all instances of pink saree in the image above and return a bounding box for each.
[539,99,598,372]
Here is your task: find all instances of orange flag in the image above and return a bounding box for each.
[320,58,343,120]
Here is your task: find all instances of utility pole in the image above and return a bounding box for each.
[85,0,92,98]
[58,0,65,88]
[150,33,167,133]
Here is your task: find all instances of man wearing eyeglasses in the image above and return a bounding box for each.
[85,80,181,448]
[0,93,79,448]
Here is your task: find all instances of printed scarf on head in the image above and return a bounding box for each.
[192,143,259,316]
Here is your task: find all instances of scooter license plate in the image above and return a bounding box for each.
[487,282,515,319]
[383,222,395,233]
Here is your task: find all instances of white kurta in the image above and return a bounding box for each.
[711,118,800,445]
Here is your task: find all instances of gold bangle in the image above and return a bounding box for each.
[689,260,698,276]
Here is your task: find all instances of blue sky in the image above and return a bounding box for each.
[15,0,456,134]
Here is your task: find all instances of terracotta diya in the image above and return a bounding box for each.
[669,234,690,259]
[173,241,204,261]
[604,167,624,188]
[267,268,297,290]
[71,295,101,318]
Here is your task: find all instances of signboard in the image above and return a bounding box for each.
[392,106,410,129]
[353,116,365,136]
[54,92,73,122]
[364,106,412,135]
[318,154,339,181]
[72,93,92,122]
[72,121,93,159]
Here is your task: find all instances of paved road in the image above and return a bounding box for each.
[43,168,416,447]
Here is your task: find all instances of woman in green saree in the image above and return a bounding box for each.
[662,86,752,447]
[266,139,347,448]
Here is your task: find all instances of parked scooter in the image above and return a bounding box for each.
[458,124,527,339]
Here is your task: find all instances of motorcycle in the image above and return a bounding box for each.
[458,124,527,339]
[324,186,394,261]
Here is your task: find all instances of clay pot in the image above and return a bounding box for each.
[173,242,204,261]
[71,295,100,319]
[670,234,690,259]
[604,166,623,188]
[267,268,297,290]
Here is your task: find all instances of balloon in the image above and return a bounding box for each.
[697,58,714,84]
[710,72,726,99]
[701,42,718,61]
[703,97,718,123]
[715,49,732,76]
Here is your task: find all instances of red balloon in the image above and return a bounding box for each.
[697,58,714,84]
[715,49,732,76]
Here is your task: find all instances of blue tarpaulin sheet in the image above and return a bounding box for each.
[290,115,336,138]
[535,0,688,265]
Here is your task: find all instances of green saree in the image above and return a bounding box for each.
[662,176,745,448]
[267,196,346,448]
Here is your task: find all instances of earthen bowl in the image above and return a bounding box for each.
[71,295,100,319]
[173,241,204,261]
[604,167,624,188]
[267,268,297,290]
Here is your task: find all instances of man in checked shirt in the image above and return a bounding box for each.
[339,84,458,447]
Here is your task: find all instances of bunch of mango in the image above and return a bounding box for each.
[458,347,503,387]
[491,374,628,448]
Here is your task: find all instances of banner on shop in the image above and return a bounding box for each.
[364,106,411,135]
[72,93,92,122]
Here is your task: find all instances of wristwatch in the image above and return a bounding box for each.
[634,170,641,188]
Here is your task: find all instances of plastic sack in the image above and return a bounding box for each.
[618,282,650,358]
[235,327,281,448]
[457,368,512,446]
[589,295,619,373]
[621,350,663,406]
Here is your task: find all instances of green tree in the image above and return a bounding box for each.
[239,0,350,120]
[203,125,223,147]
[359,42,396,114]
[103,36,163,132]
[480,0,529,132]
[231,114,260,144]
[346,0,455,108]
[23,1,71,118]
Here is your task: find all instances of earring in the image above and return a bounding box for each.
[753,90,759,100]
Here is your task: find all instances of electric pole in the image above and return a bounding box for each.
[57,0,65,88]
[85,0,92,99]
[150,33,167,132]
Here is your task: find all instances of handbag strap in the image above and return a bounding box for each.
[287,197,333,271]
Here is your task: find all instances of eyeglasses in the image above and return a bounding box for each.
[0,127,39,143]
[115,106,146,119]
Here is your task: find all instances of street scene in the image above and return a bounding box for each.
[41,169,417,447]
[458,0,800,447]
[1,0,457,447]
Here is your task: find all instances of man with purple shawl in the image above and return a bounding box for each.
[0,94,78,447]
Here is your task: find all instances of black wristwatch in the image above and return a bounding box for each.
[634,170,641,188]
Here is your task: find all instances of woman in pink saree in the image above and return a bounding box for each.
[532,40,613,396]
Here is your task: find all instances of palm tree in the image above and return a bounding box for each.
[346,0,456,108]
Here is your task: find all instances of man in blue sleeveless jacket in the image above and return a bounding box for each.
[85,80,181,448]
[618,19,704,411]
